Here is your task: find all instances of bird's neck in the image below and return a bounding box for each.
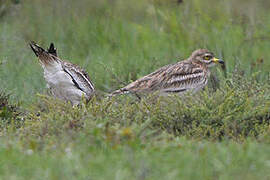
[191,60,208,69]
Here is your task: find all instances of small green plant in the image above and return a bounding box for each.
[0,91,23,129]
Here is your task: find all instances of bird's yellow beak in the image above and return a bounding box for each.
[213,57,224,64]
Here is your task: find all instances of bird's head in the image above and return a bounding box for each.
[190,49,224,68]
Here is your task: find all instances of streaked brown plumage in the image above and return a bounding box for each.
[30,42,95,105]
[110,49,224,96]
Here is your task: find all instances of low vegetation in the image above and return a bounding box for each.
[0,90,23,130]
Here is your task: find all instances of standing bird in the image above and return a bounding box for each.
[30,42,95,105]
[110,49,224,96]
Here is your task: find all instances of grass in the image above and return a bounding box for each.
[0,137,270,180]
[0,0,270,179]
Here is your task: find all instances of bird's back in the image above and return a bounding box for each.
[110,60,209,96]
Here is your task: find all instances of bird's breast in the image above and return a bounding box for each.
[44,70,74,88]
[41,60,62,74]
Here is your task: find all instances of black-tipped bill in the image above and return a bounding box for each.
[213,57,224,65]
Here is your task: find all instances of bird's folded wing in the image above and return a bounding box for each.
[109,64,173,96]
[121,62,207,93]
[121,63,175,92]
[62,62,95,95]
[160,69,207,93]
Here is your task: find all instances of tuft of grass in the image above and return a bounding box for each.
[0,91,23,130]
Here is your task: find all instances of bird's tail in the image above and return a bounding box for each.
[47,43,57,57]
[29,41,58,66]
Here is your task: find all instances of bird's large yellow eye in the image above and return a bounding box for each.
[204,55,211,60]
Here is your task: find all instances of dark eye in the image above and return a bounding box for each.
[204,55,211,60]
